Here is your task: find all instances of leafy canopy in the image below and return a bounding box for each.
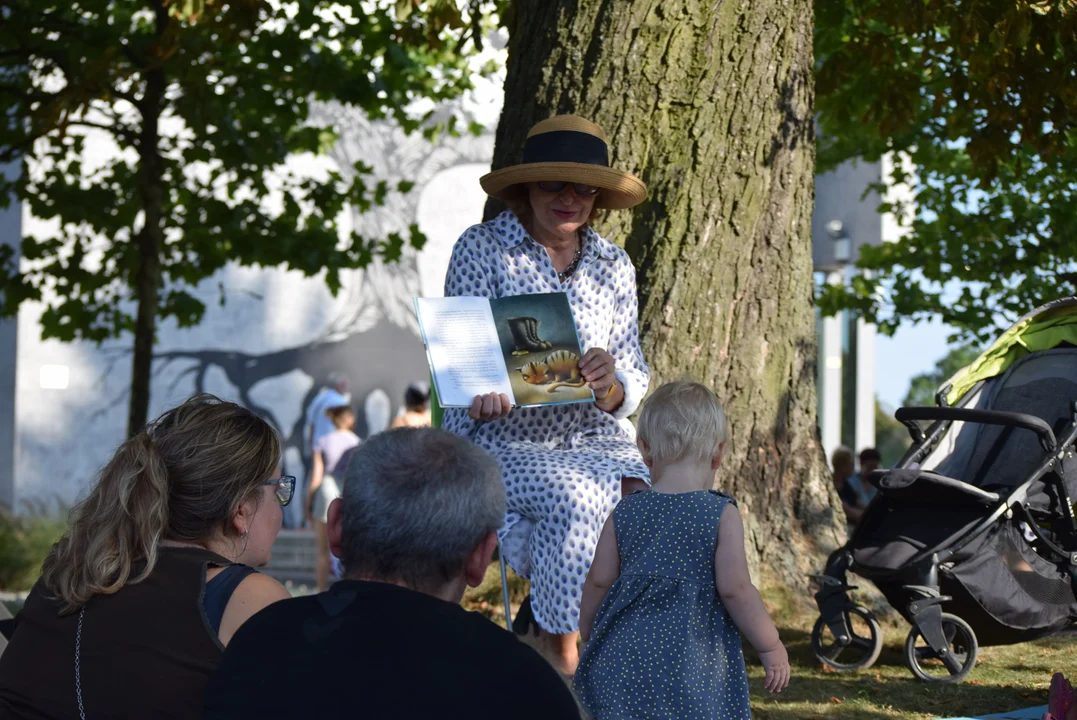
[815,0,1077,342]
[0,0,496,342]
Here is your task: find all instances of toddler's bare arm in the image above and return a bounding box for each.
[714,504,790,692]
[579,515,620,642]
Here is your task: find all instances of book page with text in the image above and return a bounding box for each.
[415,297,516,408]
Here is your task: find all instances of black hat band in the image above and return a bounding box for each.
[521,130,609,167]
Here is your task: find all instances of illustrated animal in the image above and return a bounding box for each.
[518,350,588,392]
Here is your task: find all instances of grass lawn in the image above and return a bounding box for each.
[746,617,1058,719]
[464,566,1066,720]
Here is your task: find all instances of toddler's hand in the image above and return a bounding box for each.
[759,644,790,693]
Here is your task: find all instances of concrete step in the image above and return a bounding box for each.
[264,529,318,587]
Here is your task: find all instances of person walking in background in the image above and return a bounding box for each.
[306,405,360,591]
[574,382,789,719]
[391,382,431,428]
[848,447,881,507]
[293,373,350,528]
[831,446,865,528]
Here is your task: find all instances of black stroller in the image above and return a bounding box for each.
[810,297,1077,683]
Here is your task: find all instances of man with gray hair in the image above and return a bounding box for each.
[204,427,580,719]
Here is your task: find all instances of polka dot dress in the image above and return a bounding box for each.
[574,491,751,720]
[443,210,651,634]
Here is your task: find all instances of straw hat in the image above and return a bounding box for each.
[480,115,647,210]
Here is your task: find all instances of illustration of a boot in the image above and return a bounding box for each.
[524,317,553,350]
[507,316,544,355]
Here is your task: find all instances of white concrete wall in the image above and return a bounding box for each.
[812,159,886,460]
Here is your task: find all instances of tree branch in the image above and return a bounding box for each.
[108,84,139,106]
[119,43,145,70]
[65,120,139,145]
[0,41,140,107]
[0,83,53,104]
[0,134,41,163]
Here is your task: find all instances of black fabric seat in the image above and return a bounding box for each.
[868,469,1000,506]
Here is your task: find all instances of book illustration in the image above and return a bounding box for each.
[519,350,588,392]
[507,316,553,355]
[414,292,594,409]
[490,294,594,407]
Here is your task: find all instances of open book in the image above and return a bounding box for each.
[415,292,596,409]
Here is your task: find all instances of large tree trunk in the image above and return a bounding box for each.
[488,0,841,586]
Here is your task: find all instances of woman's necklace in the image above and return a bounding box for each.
[557,243,583,284]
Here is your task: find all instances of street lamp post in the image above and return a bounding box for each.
[827,219,851,268]
[820,218,876,462]
[819,220,848,459]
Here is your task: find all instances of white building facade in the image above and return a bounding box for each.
[812,153,911,461]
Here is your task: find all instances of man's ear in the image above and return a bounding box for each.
[464,531,499,588]
[327,498,344,560]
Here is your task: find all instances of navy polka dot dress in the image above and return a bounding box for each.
[574,490,751,719]
[443,210,651,634]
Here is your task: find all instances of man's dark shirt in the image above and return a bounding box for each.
[204,579,580,719]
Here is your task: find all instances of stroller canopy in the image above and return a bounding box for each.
[919,296,1077,501]
[945,297,1077,405]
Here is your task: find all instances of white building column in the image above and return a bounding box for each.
[855,315,876,453]
[819,271,844,459]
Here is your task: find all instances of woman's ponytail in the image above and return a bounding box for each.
[41,432,170,614]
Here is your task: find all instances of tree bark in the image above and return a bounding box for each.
[127,5,167,438]
[489,0,841,586]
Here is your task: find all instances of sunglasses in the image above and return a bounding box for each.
[536,181,600,197]
[264,475,296,507]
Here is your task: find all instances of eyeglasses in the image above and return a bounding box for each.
[536,181,600,197]
[264,476,296,507]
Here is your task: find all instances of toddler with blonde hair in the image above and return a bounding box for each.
[573,380,789,719]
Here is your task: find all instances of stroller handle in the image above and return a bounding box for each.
[891,404,1059,449]
[895,406,1058,452]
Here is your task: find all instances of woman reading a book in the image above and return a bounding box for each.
[442,115,650,676]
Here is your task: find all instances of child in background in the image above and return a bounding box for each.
[574,381,789,719]
[306,405,360,591]
[391,382,432,429]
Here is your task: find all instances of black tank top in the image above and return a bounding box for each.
[0,546,234,720]
[203,564,257,633]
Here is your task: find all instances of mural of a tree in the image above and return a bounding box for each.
[311,102,494,338]
[148,105,495,470]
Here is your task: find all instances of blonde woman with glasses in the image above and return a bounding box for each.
[0,394,293,720]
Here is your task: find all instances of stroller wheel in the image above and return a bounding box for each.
[903,612,979,684]
[811,605,883,671]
